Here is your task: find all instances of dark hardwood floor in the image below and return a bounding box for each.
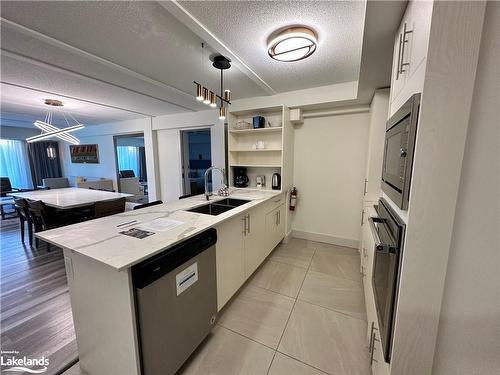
[1,216,78,375]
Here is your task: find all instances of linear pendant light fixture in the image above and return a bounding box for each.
[26,99,84,144]
[193,43,231,120]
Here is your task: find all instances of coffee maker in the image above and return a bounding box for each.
[233,167,249,188]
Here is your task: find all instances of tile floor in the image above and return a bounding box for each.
[64,238,370,375]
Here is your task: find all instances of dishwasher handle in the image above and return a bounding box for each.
[132,228,217,289]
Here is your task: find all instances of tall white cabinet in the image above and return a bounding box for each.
[389,0,433,117]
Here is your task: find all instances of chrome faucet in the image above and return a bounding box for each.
[204,167,227,201]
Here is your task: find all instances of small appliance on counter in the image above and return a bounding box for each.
[256,175,265,189]
[272,173,281,190]
[253,116,265,129]
[233,167,249,188]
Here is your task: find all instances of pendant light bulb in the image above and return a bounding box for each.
[219,106,226,120]
[224,89,231,102]
[203,87,210,104]
[196,83,203,101]
[209,91,217,108]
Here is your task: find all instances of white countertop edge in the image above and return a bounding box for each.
[36,189,284,271]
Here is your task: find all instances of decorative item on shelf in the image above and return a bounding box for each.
[26,99,85,145]
[234,121,252,130]
[252,140,265,150]
[268,26,318,62]
[192,43,231,121]
[217,185,230,197]
[253,116,265,129]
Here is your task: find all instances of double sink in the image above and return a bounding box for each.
[186,198,250,216]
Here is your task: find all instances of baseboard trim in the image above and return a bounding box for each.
[291,230,359,249]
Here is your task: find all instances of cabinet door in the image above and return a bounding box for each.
[215,215,246,311]
[275,204,286,245]
[406,0,433,80]
[389,23,406,105]
[244,205,268,278]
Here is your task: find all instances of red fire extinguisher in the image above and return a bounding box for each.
[289,187,298,211]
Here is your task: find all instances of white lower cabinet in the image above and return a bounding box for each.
[244,203,268,278]
[265,203,285,251]
[215,214,246,311]
[216,196,286,311]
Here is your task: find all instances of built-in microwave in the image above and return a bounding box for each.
[381,93,420,210]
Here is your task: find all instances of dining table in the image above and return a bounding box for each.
[9,187,133,209]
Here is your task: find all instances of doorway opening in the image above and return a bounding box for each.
[113,133,148,203]
[180,129,212,197]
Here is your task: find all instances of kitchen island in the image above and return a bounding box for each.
[36,189,286,375]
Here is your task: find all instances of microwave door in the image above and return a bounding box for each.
[383,121,409,191]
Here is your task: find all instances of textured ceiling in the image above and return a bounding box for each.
[178,0,366,93]
[0,0,401,129]
[0,83,145,128]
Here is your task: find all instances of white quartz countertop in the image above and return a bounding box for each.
[36,189,283,271]
[9,188,133,209]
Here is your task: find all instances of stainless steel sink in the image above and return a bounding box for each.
[186,198,250,216]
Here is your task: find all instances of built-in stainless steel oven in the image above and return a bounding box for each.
[382,93,420,210]
[369,198,405,363]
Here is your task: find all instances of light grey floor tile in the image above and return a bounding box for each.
[278,300,370,375]
[310,241,359,255]
[310,247,362,282]
[270,239,315,269]
[299,270,366,320]
[180,325,275,375]
[268,353,328,375]
[250,260,307,298]
[62,363,85,375]
[218,285,295,348]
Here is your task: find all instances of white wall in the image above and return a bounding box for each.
[0,125,39,140]
[433,3,500,374]
[291,109,370,248]
[153,109,225,202]
[59,117,158,197]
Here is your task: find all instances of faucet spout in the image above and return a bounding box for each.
[204,166,227,201]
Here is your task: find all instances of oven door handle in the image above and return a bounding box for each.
[368,217,391,253]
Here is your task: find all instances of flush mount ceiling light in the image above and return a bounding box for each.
[268,26,318,62]
[26,99,84,145]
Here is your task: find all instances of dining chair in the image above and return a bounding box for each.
[0,177,21,219]
[132,200,163,210]
[94,197,126,218]
[14,198,33,245]
[28,200,70,250]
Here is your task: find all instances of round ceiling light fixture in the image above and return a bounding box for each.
[267,26,317,62]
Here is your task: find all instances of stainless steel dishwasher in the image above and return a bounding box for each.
[132,228,218,375]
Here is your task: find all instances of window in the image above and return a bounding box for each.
[116,146,140,178]
[0,139,33,189]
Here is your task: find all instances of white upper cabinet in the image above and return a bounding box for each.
[389,0,433,116]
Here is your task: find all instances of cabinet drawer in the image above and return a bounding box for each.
[266,193,285,213]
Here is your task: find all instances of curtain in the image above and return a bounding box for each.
[117,146,140,178]
[27,141,62,187]
[0,139,33,189]
[138,146,147,182]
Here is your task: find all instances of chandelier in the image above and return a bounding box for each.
[193,43,231,120]
[26,99,84,145]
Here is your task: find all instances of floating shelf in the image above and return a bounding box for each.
[229,127,283,134]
